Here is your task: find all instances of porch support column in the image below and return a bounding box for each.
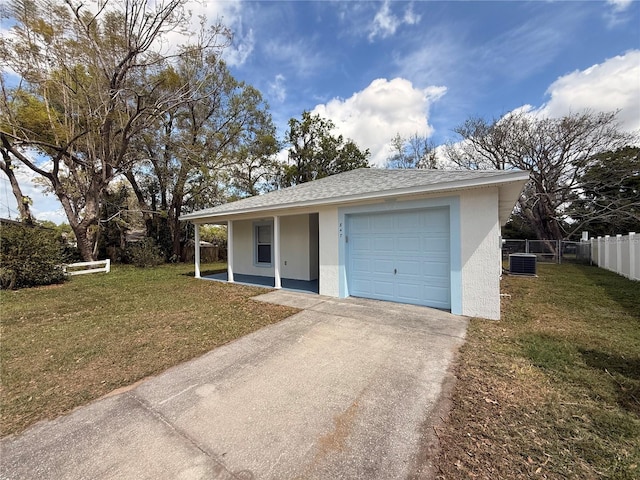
[194,223,201,279]
[274,215,282,289]
[227,220,235,283]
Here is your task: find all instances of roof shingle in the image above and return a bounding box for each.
[181,168,528,220]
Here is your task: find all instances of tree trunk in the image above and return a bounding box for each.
[124,171,155,237]
[73,224,97,261]
[168,164,190,260]
[56,179,102,262]
[1,162,34,224]
[170,212,182,260]
[0,139,34,224]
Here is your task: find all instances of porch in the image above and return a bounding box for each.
[203,272,319,294]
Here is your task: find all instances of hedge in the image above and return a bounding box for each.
[0,222,67,289]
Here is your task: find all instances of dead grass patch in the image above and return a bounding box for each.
[433,264,640,480]
[0,263,298,437]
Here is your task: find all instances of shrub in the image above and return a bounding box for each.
[0,222,66,289]
[125,237,164,267]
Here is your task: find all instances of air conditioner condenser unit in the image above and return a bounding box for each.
[509,253,537,276]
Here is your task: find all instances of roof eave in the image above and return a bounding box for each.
[180,170,531,223]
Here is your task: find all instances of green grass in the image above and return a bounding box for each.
[434,264,640,480]
[3,261,639,478]
[0,263,298,437]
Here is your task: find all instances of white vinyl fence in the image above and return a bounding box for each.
[590,233,639,281]
[64,259,111,276]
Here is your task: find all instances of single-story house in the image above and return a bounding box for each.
[180,168,529,320]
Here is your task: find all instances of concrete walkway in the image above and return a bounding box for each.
[0,291,468,480]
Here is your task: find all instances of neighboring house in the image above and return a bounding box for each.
[180,168,529,320]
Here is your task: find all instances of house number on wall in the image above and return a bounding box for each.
[339,222,343,238]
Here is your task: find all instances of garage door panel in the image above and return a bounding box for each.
[373,236,395,252]
[373,258,394,274]
[350,277,372,295]
[347,208,451,310]
[424,209,449,229]
[421,261,450,277]
[423,286,450,304]
[351,236,371,252]
[372,280,395,297]
[422,277,450,289]
[422,237,449,253]
[350,216,371,232]
[371,214,394,231]
[351,257,371,273]
[396,236,421,252]
[396,212,422,230]
[396,283,422,302]
[395,260,422,276]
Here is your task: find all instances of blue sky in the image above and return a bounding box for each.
[219,1,639,154]
[1,0,639,222]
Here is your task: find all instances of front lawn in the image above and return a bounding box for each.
[433,264,640,479]
[0,263,298,437]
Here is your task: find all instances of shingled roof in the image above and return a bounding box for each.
[180,168,529,221]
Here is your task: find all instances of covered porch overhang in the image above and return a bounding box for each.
[190,209,319,295]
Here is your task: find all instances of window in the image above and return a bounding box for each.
[255,223,272,265]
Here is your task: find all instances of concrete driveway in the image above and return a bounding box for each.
[0,291,468,480]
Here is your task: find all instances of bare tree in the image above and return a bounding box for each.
[385,133,438,169]
[444,110,634,240]
[0,0,230,260]
[123,54,277,259]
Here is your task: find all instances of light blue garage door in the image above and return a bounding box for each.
[346,208,450,310]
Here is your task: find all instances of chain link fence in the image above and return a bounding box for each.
[502,239,591,264]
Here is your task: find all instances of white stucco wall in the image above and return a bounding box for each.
[459,187,501,320]
[318,206,340,297]
[232,219,269,276]
[281,215,312,281]
[227,186,503,319]
[231,215,316,280]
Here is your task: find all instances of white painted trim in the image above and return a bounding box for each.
[630,232,636,280]
[253,220,274,267]
[274,215,282,289]
[194,224,201,279]
[228,220,235,283]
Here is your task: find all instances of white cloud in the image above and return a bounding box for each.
[607,0,633,12]
[311,78,446,166]
[440,51,640,168]
[403,3,421,25]
[539,50,640,133]
[268,74,287,103]
[368,1,421,41]
[604,0,635,27]
[223,27,255,67]
[369,1,399,40]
